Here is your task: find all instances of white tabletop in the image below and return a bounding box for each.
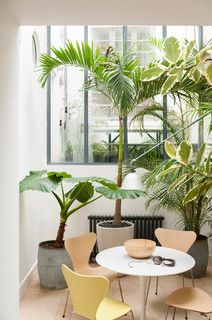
[96,246,195,277]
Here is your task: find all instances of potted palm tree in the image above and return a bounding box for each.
[20,170,145,289]
[38,37,211,250]
[142,141,212,277]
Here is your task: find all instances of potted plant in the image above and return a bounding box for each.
[142,141,212,277]
[20,170,145,289]
[38,37,211,250]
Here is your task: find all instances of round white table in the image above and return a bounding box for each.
[96,246,195,320]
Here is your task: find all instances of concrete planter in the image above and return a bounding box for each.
[97,220,134,252]
[38,240,72,290]
[185,235,209,278]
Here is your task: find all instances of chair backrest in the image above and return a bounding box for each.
[62,264,109,320]
[65,232,96,270]
[155,228,196,253]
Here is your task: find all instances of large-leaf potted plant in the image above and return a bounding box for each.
[142,141,212,277]
[38,37,211,250]
[20,170,145,289]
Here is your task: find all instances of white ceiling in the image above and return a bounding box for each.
[3,0,212,25]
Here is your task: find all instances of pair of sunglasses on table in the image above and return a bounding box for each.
[128,256,175,268]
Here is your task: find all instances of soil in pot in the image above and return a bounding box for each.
[38,240,72,290]
[97,220,134,252]
[184,235,209,279]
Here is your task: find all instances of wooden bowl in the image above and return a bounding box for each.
[124,239,156,258]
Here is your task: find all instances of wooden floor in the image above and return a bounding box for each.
[20,261,212,320]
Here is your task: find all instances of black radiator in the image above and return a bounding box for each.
[88,215,165,258]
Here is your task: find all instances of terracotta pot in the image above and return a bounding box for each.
[97,220,134,252]
[124,239,156,258]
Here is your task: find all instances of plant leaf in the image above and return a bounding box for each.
[19,170,60,193]
[70,181,94,203]
[156,164,181,180]
[48,171,72,179]
[188,66,201,83]
[161,75,178,95]
[183,185,201,204]
[96,187,146,200]
[184,40,196,61]
[196,143,206,168]
[176,141,193,165]
[163,37,181,64]
[140,66,165,81]
[165,141,177,159]
[69,176,117,190]
[168,174,188,192]
[205,63,212,86]
[205,152,211,174]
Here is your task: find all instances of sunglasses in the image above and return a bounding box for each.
[128,256,175,268]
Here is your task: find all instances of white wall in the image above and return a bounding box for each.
[0,3,19,320]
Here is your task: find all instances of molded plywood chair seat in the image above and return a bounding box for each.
[164,287,212,319]
[62,233,125,318]
[145,229,196,306]
[62,264,131,320]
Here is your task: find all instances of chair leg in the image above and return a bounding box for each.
[182,274,185,287]
[185,309,188,320]
[190,268,195,287]
[70,311,75,319]
[165,306,170,320]
[62,290,70,318]
[201,313,211,319]
[155,276,159,295]
[172,307,176,320]
[117,275,124,302]
[130,309,135,320]
[145,277,151,306]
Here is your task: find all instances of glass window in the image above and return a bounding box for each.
[48,25,210,164]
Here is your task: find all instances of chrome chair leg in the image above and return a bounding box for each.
[62,290,70,318]
[182,274,185,287]
[165,306,170,320]
[155,276,159,295]
[118,275,124,302]
[172,307,176,320]
[145,277,151,306]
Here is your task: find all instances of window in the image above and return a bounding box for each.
[47,25,211,164]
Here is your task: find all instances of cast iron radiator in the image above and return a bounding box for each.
[88,215,165,258]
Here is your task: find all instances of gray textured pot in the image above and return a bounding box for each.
[38,240,72,290]
[185,235,209,278]
[97,220,134,252]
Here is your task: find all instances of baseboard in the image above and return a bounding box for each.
[19,262,37,301]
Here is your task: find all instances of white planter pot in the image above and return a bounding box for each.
[96,220,134,252]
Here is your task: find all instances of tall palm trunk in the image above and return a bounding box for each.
[113,116,124,226]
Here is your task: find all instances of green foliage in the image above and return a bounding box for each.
[143,142,212,235]
[96,186,146,200]
[163,37,181,64]
[165,141,176,159]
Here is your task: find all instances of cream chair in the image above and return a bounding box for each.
[63,233,125,318]
[145,228,196,306]
[61,264,131,320]
[164,287,212,319]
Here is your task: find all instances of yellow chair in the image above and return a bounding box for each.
[145,228,196,306]
[61,264,131,320]
[164,287,212,320]
[63,233,125,318]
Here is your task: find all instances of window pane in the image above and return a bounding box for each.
[167,26,199,42]
[50,26,84,163]
[88,26,123,163]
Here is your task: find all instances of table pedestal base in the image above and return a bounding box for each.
[139,276,148,320]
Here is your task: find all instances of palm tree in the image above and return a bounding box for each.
[38,38,212,226]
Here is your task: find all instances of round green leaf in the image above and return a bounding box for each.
[163,37,181,64]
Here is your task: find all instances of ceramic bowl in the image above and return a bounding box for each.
[124,239,156,259]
